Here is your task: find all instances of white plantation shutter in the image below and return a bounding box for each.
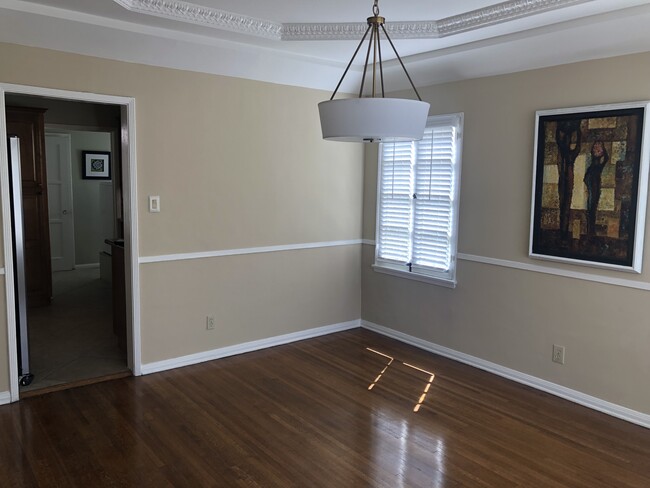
[376,141,414,264]
[412,124,456,272]
[375,114,463,285]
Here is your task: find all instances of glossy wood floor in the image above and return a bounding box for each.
[1,329,649,487]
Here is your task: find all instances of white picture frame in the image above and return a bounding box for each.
[82,151,111,180]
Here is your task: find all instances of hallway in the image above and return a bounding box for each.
[22,267,128,393]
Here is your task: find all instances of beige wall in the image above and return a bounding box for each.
[141,246,360,363]
[362,52,650,414]
[0,42,363,393]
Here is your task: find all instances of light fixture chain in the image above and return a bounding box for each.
[372,23,378,97]
[359,23,376,98]
[380,24,423,101]
[377,24,385,97]
[329,24,372,100]
[373,0,379,16]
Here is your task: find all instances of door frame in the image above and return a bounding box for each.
[0,84,141,401]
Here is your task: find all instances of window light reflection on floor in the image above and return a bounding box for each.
[366,348,435,412]
[366,348,394,391]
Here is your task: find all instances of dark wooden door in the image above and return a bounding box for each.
[6,107,52,307]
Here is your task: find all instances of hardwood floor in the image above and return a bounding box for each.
[1,329,649,487]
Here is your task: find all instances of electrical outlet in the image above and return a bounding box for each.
[206,316,215,330]
[552,344,565,364]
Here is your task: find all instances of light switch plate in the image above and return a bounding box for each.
[149,195,160,213]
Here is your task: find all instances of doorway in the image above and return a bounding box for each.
[0,85,140,401]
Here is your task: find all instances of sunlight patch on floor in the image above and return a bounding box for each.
[366,347,435,412]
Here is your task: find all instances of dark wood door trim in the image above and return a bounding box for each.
[6,106,53,307]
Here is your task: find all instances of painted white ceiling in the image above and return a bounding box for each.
[2,0,650,93]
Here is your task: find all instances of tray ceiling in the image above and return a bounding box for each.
[1,0,650,92]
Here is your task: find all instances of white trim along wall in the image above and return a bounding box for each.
[0,91,18,401]
[141,320,360,374]
[137,312,650,429]
[0,390,11,405]
[139,239,364,264]
[361,320,650,429]
[362,241,650,292]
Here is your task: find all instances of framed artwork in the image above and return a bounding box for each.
[529,102,650,273]
[82,151,111,180]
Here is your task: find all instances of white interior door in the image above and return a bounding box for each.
[45,133,75,272]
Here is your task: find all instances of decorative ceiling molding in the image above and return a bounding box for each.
[112,0,283,39]
[437,0,590,36]
[281,22,440,41]
[113,0,593,41]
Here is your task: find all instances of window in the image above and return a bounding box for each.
[374,113,463,287]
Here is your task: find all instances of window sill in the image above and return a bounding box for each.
[372,264,456,289]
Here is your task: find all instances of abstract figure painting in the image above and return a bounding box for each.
[530,102,650,272]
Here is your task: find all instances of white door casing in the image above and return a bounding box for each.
[0,83,141,403]
[45,133,75,272]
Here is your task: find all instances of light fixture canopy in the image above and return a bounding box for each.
[319,0,430,143]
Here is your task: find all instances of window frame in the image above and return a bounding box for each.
[373,113,464,288]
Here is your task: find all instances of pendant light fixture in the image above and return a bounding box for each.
[318,0,430,143]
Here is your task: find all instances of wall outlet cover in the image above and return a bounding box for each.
[206,316,215,330]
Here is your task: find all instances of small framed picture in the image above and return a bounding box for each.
[82,151,111,180]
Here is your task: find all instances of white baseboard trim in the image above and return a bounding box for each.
[0,391,11,405]
[138,316,650,428]
[74,263,100,269]
[361,320,650,429]
[141,319,361,375]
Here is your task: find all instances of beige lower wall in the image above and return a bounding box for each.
[0,42,363,394]
[140,245,361,364]
[362,51,650,416]
[362,247,650,413]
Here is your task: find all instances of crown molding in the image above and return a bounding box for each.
[437,0,590,36]
[112,0,283,39]
[112,0,592,41]
[3,0,650,94]
[281,21,441,41]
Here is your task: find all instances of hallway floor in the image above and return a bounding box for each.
[21,267,128,393]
